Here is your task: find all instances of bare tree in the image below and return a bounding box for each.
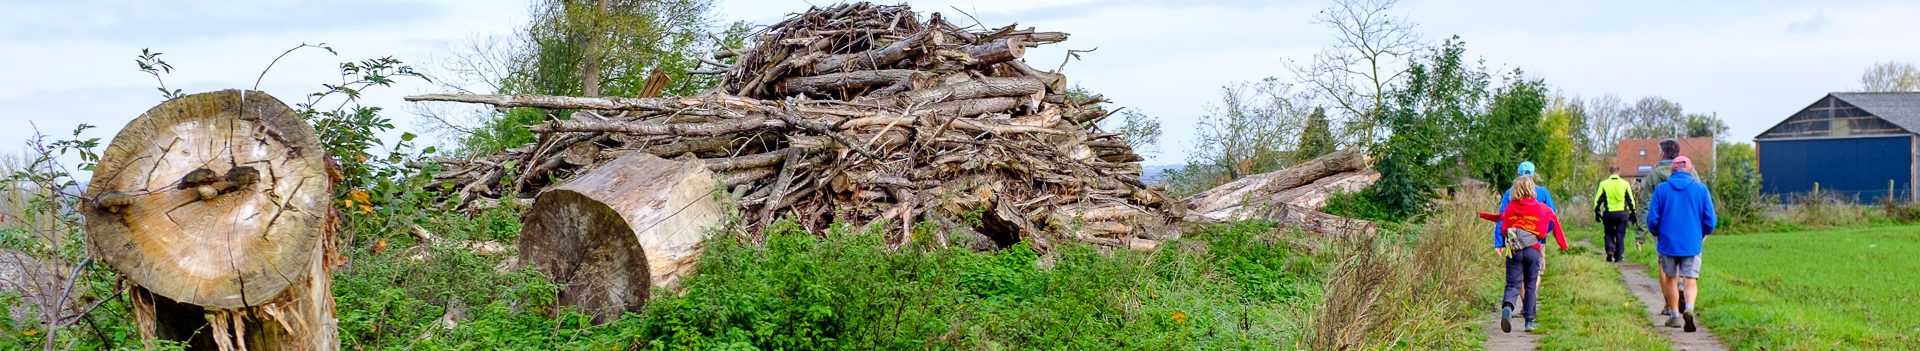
[1286,0,1421,151]
[411,34,530,143]
[1165,79,1316,195]
[1584,93,1627,155]
[1860,61,1920,92]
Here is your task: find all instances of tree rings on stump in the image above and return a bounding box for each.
[83,90,331,309]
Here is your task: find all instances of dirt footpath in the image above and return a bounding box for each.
[1616,263,1729,351]
[1482,315,1540,350]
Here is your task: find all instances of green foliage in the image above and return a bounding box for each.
[1684,113,1729,140]
[1628,225,1920,350]
[1109,110,1164,157]
[1464,69,1547,190]
[1711,142,1771,230]
[1533,228,1675,350]
[1361,37,1489,221]
[632,219,1320,349]
[1293,107,1336,164]
[451,1,747,155]
[1322,190,1392,222]
[1,125,150,351]
[135,48,184,100]
[1535,98,1579,195]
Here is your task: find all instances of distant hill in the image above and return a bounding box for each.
[1140,164,1181,185]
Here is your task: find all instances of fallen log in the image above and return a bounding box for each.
[1184,149,1379,235]
[1187,149,1368,219]
[83,90,339,350]
[520,153,725,322]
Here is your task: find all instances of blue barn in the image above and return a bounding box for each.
[1756,92,1920,203]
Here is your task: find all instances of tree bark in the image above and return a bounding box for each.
[520,153,726,323]
[1186,149,1368,218]
[779,70,923,97]
[84,90,339,351]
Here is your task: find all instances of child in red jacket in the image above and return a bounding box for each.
[1494,175,1568,333]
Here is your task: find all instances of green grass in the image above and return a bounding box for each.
[1528,227,1672,350]
[1627,225,1920,350]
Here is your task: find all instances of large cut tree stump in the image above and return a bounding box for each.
[83,90,338,351]
[520,153,725,322]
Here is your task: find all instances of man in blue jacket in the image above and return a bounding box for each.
[1646,156,1717,333]
[1493,161,1558,247]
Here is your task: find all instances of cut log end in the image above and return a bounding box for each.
[85,89,332,310]
[520,153,725,322]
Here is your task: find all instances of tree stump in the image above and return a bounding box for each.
[83,90,338,351]
[521,153,725,323]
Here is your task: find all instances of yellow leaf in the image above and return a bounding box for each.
[354,153,369,162]
[350,189,371,203]
[21,329,39,336]
[359,205,374,214]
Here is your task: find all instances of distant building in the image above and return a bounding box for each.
[1612,137,1716,186]
[1755,92,1920,202]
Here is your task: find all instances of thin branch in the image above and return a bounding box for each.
[254,43,332,91]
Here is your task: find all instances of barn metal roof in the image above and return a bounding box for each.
[1831,92,1920,133]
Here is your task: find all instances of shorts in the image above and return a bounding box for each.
[1660,254,1701,278]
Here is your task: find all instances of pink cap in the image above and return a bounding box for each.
[1672,156,1693,172]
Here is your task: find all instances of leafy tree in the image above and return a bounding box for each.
[1860,61,1920,92]
[435,0,749,155]
[1359,37,1489,221]
[1536,97,1579,194]
[1711,142,1768,227]
[1684,113,1729,140]
[1462,70,1547,190]
[1621,96,1686,139]
[1294,107,1337,163]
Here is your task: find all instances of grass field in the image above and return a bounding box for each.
[1530,227,1672,350]
[1629,225,1920,350]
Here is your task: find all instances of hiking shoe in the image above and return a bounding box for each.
[1664,316,1682,328]
[1524,322,1538,332]
[1500,304,1513,333]
[1682,310,1697,332]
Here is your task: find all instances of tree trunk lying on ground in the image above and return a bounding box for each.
[1185,149,1380,235]
[520,153,725,323]
[408,2,1180,252]
[83,90,339,351]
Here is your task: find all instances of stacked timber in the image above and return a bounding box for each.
[410,2,1179,251]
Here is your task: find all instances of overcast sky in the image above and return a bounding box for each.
[5,0,1918,167]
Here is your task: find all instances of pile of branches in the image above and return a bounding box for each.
[409,2,1179,250]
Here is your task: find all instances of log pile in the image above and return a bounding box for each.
[1185,149,1380,236]
[409,2,1179,250]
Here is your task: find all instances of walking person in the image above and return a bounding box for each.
[1642,139,1681,317]
[1494,175,1570,333]
[1495,161,1558,239]
[1592,166,1638,262]
[1638,139,1681,246]
[1647,156,1717,332]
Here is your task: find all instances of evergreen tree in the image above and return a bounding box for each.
[1295,107,1336,163]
